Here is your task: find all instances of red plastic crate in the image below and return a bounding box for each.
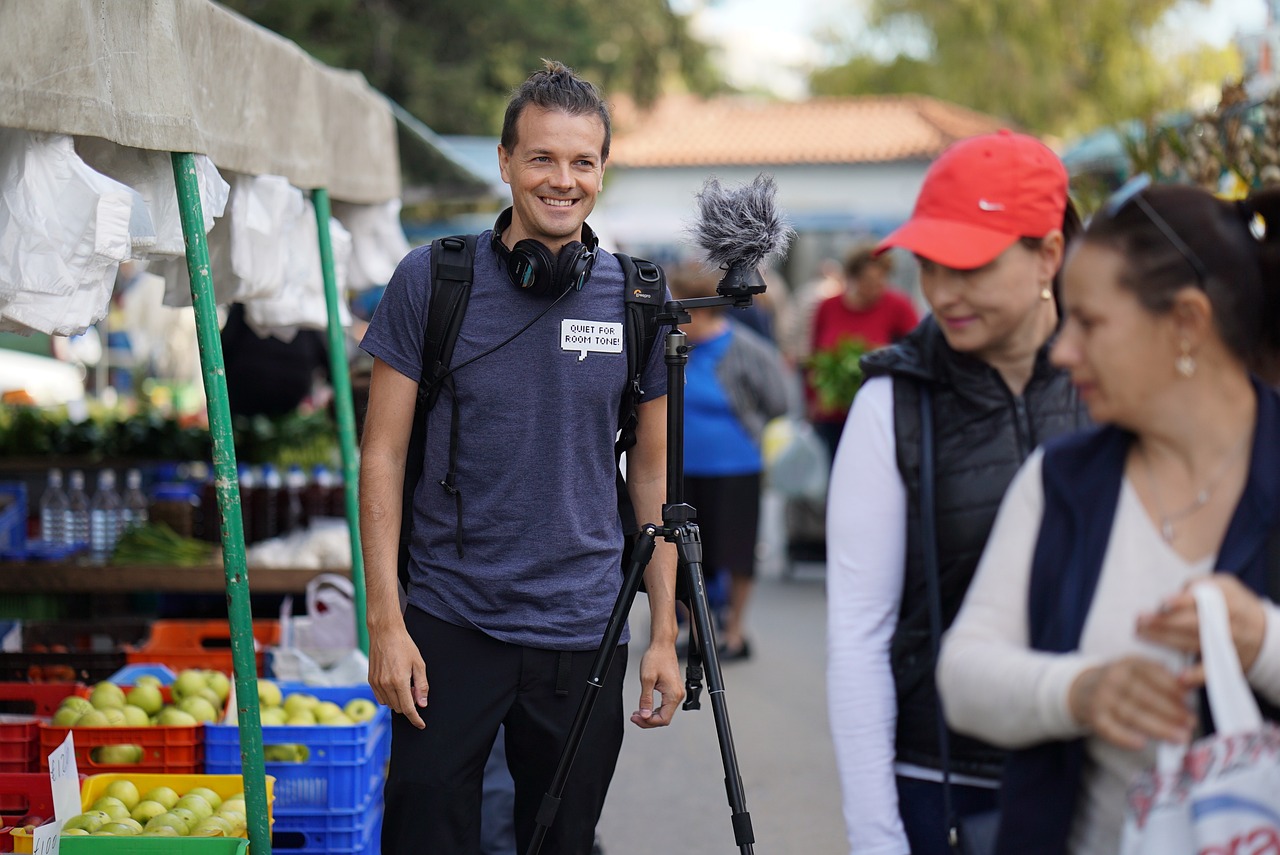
[0,682,85,717]
[38,720,203,774]
[0,773,59,826]
[126,619,280,675]
[0,716,38,772]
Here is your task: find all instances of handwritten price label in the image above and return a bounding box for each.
[48,731,80,823]
[31,821,59,855]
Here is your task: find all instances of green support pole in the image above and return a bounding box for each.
[171,152,272,855]
[312,188,369,655]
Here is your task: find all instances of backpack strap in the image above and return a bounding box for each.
[613,253,666,543]
[397,234,476,591]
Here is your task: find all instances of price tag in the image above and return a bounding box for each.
[48,731,80,823]
[31,820,60,855]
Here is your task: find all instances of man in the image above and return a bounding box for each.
[359,60,683,855]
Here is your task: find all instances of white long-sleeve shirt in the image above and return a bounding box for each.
[938,449,1280,854]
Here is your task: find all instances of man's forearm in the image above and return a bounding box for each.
[360,449,406,631]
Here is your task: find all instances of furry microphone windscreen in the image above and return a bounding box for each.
[689,174,795,270]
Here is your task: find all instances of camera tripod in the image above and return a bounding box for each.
[527,283,761,855]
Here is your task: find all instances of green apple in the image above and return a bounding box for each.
[89,682,126,711]
[257,678,283,709]
[141,787,180,810]
[285,711,317,726]
[172,669,208,702]
[121,704,151,727]
[313,701,344,722]
[218,798,245,815]
[52,706,81,726]
[193,815,234,836]
[98,819,143,836]
[64,810,111,833]
[185,787,222,810]
[144,812,190,835]
[134,675,162,688]
[205,671,231,703]
[89,796,130,820]
[59,696,94,715]
[131,800,168,823]
[104,779,141,811]
[282,692,318,717]
[175,794,213,821]
[62,827,91,835]
[91,744,143,764]
[101,708,127,727]
[169,806,199,830]
[75,709,110,727]
[177,696,219,723]
[260,706,288,725]
[343,698,378,722]
[140,825,181,837]
[157,706,198,727]
[217,809,247,833]
[125,684,163,715]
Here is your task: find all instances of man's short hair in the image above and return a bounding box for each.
[843,242,892,279]
[501,59,612,161]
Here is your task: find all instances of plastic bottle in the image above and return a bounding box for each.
[39,468,70,545]
[256,464,281,542]
[65,469,90,548]
[282,464,307,534]
[89,469,122,560]
[328,468,347,519]
[122,468,149,532]
[305,465,334,522]
[237,464,257,545]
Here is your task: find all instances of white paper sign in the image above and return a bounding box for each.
[560,319,623,361]
[31,821,59,855]
[48,731,80,823]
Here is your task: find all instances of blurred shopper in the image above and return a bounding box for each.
[938,179,1280,854]
[806,244,918,462]
[670,264,792,660]
[222,303,331,418]
[826,131,1087,855]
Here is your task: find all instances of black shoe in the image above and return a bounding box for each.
[718,639,751,662]
[592,834,605,854]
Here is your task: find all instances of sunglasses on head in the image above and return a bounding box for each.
[1103,174,1209,288]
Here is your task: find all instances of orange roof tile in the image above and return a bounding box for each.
[609,95,1010,168]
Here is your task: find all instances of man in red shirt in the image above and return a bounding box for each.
[807,244,919,460]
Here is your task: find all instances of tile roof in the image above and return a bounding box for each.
[609,94,1009,168]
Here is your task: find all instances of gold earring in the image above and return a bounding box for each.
[1040,287,1053,301]
[1175,339,1196,378]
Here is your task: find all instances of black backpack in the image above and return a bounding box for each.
[396,235,666,590]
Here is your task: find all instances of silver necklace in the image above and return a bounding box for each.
[1141,436,1250,543]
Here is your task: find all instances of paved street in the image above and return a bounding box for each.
[597,556,846,855]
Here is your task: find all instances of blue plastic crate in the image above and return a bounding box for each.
[0,483,26,552]
[271,800,383,854]
[206,683,389,814]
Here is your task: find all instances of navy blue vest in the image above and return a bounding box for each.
[997,377,1280,854]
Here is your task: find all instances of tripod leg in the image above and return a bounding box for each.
[675,523,756,854]
[525,526,658,855]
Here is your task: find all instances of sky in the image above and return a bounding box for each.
[677,0,1272,99]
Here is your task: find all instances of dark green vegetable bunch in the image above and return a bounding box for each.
[807,338,870,412]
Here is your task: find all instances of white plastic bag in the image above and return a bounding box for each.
[1120,583,1280,855]
[761,416,830,500]
[269,572,366,686]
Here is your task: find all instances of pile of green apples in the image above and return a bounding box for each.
[60,780,247,837]
[51,670,231,730]
[255,679,377,727]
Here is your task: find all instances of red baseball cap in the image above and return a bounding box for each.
[878,130,1068,270]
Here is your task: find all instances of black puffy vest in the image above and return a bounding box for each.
[860,315,1088,778]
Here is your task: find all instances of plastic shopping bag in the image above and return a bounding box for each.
[761,416,830,501]
[1120,582,1280,855]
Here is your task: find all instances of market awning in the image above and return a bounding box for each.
[0,0,400,204]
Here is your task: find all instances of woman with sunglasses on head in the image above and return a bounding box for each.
[826,131,1088,855]
[937,179,1280,854]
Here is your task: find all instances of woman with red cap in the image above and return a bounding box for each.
[826,131,1088,854]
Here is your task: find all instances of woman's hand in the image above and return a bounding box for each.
[1136,574,1267,685]
[1067,657,1194,750]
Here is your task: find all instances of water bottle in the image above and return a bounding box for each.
[237,464,258,545]
[122,468,149,532]
[282,465,307,534]
[66,469,90,547]
[306,465,334,522]
[256,464,281,542]
[39,468,70,545]
[89,469,122,560]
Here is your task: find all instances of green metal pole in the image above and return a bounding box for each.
[171,152,272,855]
[312,188,369,655]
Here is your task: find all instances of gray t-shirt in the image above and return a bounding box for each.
[360,233,668,650]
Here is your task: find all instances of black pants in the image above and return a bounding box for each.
[382,607,627,855]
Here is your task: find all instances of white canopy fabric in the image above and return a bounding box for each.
[0,0,399,204]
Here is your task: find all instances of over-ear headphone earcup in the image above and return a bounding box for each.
[508,240,557,295]
[554,241,594,292]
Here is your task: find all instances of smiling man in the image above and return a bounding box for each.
[358,61,682,855]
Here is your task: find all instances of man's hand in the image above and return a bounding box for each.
[631,641,683,728]
[368,620,429,730]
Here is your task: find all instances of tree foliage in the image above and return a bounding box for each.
[222,0,722,136]
[810,0,1217,136]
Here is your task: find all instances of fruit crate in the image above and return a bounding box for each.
[272,800,383,854]
[0,681,86,716]
[125,619,280,675]
[205,684,389,814]
[0,619,152,683]
[9,831,250,854]
[38,720,203,775]
[0,715,38,773]
[0,772,60,827]
[80,772,276,831]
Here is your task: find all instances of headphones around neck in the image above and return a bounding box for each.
[490,207,598,297]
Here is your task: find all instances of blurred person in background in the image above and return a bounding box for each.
[826,131,1087,855]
